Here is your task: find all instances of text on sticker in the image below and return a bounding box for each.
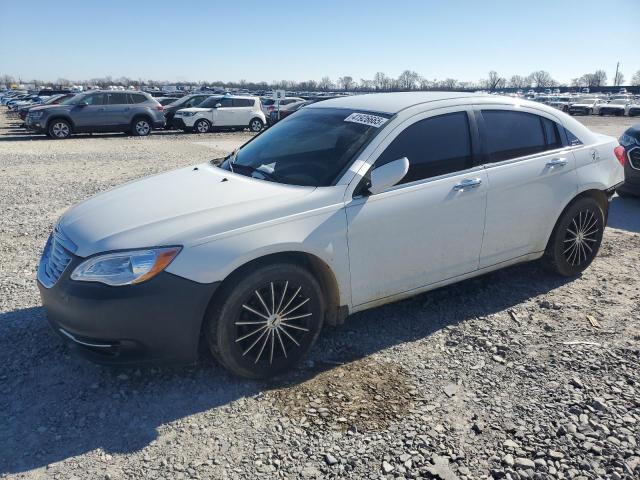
[344,113,388,128]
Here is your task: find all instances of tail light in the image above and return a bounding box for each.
[614,146,626,167]
[155,105,164,112]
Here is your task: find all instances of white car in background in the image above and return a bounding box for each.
[37,92,625,379]
[597,98,632,116]
[568,97,606,115]
[173,95,266,133]
[260,96,304,117]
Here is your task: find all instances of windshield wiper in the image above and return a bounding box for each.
[230,164,281,182]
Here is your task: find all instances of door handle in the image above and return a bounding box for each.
[546,158,567,168]
[453,178,482,191]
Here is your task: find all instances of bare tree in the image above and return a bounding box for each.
[373,72,391,91]
[397,70,419,90]
[613,70,625,86]
[318,76,333,91]
[338,76,355,91]
[509,75,528,89]
[632,70,640,86]
[528,70,556,88]
[440,78,458,90]
[482,71,505,91]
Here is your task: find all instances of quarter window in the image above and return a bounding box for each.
[375,112,473,185]
[232,98,253,107]
[128,93,146,104]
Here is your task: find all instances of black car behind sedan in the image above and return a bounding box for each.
[617,124,640,198]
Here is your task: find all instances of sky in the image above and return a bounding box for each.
[1,0,639,86]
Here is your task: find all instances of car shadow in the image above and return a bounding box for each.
[0,129,242,142]
[0,261,571,474]
[608,195,640,233]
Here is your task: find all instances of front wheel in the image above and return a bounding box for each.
[204,263,325,379]
[48,119,71,139]
[543,197,604,276]
[131,118,152,136]
[249,118,264,133]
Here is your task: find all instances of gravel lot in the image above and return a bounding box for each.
[1,112,639,480]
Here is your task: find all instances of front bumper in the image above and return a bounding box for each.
[37,253,220,365]
[172,116,193,130]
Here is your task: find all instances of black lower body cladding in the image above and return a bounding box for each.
[37,254,220,365]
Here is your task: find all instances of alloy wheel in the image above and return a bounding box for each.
[235,281,311,365]
[52,122,69,138]
[196,120,209,133]
[136,120,150,136]
[250,119,262,132]
[563,209,599,266]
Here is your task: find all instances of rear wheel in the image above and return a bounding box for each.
[204,263,325,379]
[543,197,604,276]
[249,117,264,133]
[48,119,71,139]
[194,118,211,134]
[131,117,152,136]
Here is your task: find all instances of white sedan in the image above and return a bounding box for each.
[37,92,625,378]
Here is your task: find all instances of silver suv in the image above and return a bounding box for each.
[27,90,166,139]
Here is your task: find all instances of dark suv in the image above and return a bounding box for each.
[616,124,640,198]
[27,90,166,139]
[162,93,215,128]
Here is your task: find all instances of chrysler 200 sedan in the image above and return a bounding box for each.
[37,92,625,378]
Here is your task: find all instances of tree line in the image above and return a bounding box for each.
[2,69,640,92]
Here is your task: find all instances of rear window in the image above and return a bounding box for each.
[261,99,275,106]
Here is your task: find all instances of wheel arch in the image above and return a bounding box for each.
[203,250,345,333]
[46,115,75,131]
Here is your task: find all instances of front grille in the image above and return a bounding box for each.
[38,227,76,288]
[629,147,640,170]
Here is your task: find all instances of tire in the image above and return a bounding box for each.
[47,119,71,139]
[249,117,264,133]
[543,197,605,277]
[586,108,593,115]
[194,118,211,134]
[131,117,152,136]
[204,262,325,379]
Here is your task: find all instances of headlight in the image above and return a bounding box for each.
[71,247,181,286]
[29,111,44,119]
[181,111,196,117]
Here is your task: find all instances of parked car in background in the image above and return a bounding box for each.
[598,99,631,116]
[156,96,181,106]
[173,95,266,133]
[27,90,165,139]
[548,96,573,112]
[628,101,640,117]
[268,100,314,125]
[37,92,624,378]
[19,93,75,120]
[568,97,605,115]
[616,124,640,198]
[260,97,304,118]
[163,93,215,129]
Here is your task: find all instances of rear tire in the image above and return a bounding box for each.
[131,117,152,136]
[47,119,71,139]
[249,117,264,133]
[204,263,324,379]
[543,197,604,277]
[194,119,211,134]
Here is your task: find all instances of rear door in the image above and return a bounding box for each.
[232,98,253,125]
[477,108,579,267]
[105,92,129,128]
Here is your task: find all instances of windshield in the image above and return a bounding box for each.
[63,93,88,105]
[220,108,391,187]
[198,96,223,108]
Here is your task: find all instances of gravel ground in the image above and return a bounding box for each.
[0,112,639,480]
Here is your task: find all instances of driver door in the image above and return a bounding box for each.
[346,110,487,307]
[212,97,235,126]
[72,93,106,131]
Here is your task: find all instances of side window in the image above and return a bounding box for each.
[375,112,473,185]
[107,93,128,105]
[219,98,233,108]
[564,127,583,146]
[185,96,205,108]
[84,93,105,105]
[481,110,546,162]
[128,93,146,104]
[232,98,252,107]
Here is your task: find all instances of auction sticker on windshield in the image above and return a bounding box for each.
[344,112,388,128]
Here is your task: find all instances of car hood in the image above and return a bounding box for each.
[570,103,596,107]
[58,163,315,258]
[29,104,70,113]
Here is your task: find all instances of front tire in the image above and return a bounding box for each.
[543,197,604,276]
[249,117,264,133]
[131,117,152,136]
[48,119,71,139]
[194,118,211,134]
[204,263,325,379]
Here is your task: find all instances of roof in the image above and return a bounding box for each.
[309,92,485,114]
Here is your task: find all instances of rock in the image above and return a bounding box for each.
[492,355,506,364]
[324,453,338,466]
[570,377,585,389]
[590,397,607,411]
[382,460,394,474]
[504,439,519,450]
[503,454,515,467]
[444,384,459,397]
[514,458,535,469]
[548,450,564,460]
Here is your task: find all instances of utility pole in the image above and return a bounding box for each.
[614,62,620,86]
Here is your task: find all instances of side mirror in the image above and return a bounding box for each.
[215,103,222,108]
[368,157,409,195]
[77,101,88,107]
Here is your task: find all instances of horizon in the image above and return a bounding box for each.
[1,0,639,87]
